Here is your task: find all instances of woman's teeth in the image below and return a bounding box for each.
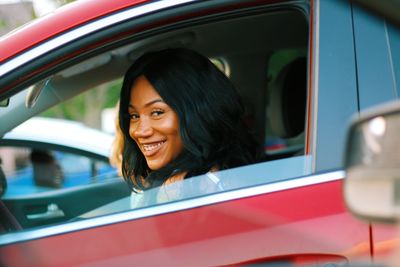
[142,142,164,151]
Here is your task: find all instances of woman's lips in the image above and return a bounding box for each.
[141,141,165,157]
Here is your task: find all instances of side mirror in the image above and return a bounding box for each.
[344,101,400,223]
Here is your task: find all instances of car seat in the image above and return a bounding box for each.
[266,57,307,156]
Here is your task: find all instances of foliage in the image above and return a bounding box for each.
[0,18,6,29]
[56,0,76,5]
[41,79,122,129]
[267,48,307,82]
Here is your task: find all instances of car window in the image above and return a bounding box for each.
[210,57,230,77]
[0,3,310,236]
[66,8,310,220]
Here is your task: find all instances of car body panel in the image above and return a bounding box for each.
[372,225,399,262]
[0,176,370,266]
[353,5,397,110]
[313,0,358,171]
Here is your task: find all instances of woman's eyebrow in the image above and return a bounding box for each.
[129,99,164,109]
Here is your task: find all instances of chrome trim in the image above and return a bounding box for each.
[0,0,197,77]
[0,170,344,246]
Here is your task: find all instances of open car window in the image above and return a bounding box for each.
[0,2,310,239]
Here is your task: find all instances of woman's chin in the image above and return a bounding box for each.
[146,160,165,171]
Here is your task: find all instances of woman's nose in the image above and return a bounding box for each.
[131,118,153,138]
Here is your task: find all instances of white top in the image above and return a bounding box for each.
[130,171,223,209]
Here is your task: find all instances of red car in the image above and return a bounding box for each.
[0,0,398,266]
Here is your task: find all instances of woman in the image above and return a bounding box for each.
[118,48,261,201]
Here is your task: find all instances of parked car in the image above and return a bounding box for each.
[0,0,399,266]
[0,117,118,196]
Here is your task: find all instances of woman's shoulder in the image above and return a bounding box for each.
[130,191,144,209]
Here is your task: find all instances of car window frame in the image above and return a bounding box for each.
[0,0,316,245]
[312,0,359,171]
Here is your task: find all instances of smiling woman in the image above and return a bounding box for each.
[119,48,263,201]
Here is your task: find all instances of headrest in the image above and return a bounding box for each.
[268,57,307,138]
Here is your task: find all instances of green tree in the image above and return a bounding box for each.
[0,18,6,29]
[41,79,122,129]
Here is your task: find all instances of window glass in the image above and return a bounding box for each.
[210,58,231,77]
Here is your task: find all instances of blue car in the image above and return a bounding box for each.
[0,117,118,197]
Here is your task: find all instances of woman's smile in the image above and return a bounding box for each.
[140,141,165,156]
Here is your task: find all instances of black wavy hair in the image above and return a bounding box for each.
[119,48,261,191]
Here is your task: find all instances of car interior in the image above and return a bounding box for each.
[0,6,309,232]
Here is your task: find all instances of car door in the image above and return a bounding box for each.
[0,0,378,266]
[350,3,400,262]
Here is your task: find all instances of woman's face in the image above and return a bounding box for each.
[128,75,183,170]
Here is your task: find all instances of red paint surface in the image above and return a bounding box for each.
[0,0,148,63]
[0,180,371,266]
[372,224,398,263]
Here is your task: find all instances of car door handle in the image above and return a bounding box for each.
[26,203,65,220]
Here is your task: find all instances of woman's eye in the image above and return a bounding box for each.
[151,110,164,117]
[129,113,139,120]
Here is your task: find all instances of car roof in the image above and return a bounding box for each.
[2,117,114,158]
[0,0,148,63]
